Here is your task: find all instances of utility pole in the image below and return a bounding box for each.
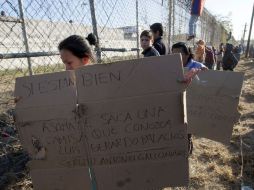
[241,23,247,45]
[18,0,33,75]
[168,0,173,52]
[245,3,254,58]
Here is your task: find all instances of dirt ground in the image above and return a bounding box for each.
[1,59,254,190]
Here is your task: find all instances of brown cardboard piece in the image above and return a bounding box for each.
[14,71,83,162]
[187,70,244,144]
[80,93,188,190]
[14,54,188,189]
[29,162,92,190]
[75,54,186,102]
[14,71,91,189]
[14,71,77,122]
[16,118,89,167]
[75,54,188,189]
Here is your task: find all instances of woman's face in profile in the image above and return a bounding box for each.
[60,49,88,70]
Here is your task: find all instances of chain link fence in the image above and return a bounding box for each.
[0,0,231,111]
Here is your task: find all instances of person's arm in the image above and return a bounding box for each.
[196,62,208,70]
[200,63,208,70]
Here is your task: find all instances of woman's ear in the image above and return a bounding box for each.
[82,57,89,65]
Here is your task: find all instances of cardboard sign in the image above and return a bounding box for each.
[14,71,91,189]
[14,71,76,122]
[14,71,84,162]
[29,163,92,190]
[15,54,188,190]
[75,54,188,189]
[187,70,244,144]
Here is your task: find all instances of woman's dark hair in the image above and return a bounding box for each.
[150,23,163,36]
[140,30,153,39]
[172,42,194,63]
[58,34,96,62]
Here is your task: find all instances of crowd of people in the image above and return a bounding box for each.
[193,40,243,71]
[58,22,244,73]
[139,22,242,72]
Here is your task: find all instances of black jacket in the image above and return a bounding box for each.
[153,37,166,55]
[142,47,160,57]
[222,44,238,71]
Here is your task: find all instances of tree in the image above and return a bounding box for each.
[214,13,233,32]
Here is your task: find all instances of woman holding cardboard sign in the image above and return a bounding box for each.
[172,42,207,154]
[172,42,207,71]
[58,34,97,70]
[58,34,98,190]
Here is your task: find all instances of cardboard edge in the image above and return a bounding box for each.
[182,91,187,125]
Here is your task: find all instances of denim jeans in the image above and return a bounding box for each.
[189,14,199,36]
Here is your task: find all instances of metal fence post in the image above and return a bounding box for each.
[18,0,33,75]
[168,0,173,51]
[136,0,140,58]
[89,0,102,63]
[172,0,175,45]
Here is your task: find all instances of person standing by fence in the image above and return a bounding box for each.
[216,43,224,70]
[222,43,238,71]
[204,46,216,69]
[150,23,167,55]
[140,30,160,57]
[187,0,206,41]
[194,39,205,62]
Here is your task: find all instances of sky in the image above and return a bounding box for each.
[205,0,254,41]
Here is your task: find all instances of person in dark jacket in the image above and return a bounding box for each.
[150,23,166,55]
[222,43,238,71]
[204,46,216,70]
[140,30,160,57]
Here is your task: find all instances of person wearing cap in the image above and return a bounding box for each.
[150,23,166,55]
[195,39,205,63]
[187,0,206,41]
